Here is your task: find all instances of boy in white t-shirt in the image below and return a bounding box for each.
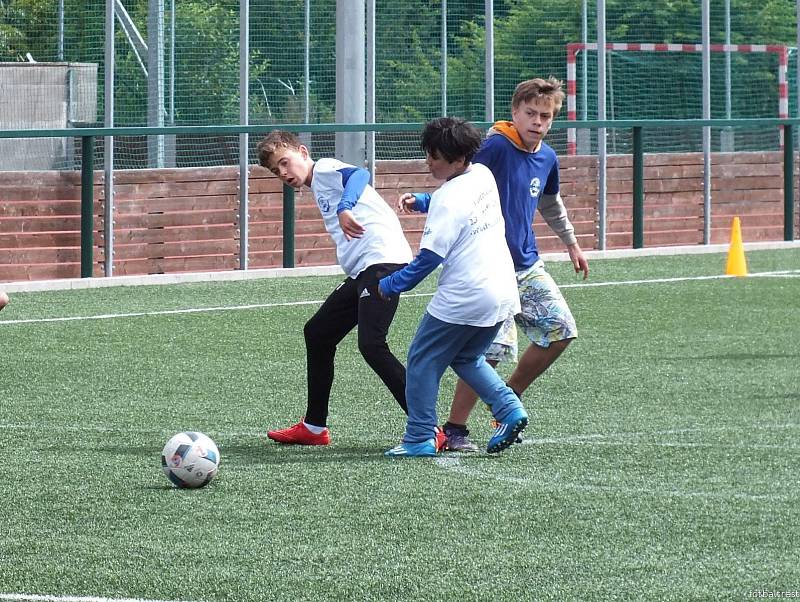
[257,131,416,446]
[379,117,528,457]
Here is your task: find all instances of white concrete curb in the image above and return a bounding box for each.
[2,240,799,293]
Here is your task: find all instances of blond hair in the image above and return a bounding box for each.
[256,130,303,167]
[511,77,565,117]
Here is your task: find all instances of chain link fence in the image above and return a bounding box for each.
[1,0,798,169]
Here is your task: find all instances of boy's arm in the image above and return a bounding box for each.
[336,167,371,239]
[378,249,444,297]
[336,167,370,213]
[409,193,432,213]
[538,192,577,246]
[539,192,589,280]
[398,192,432,214]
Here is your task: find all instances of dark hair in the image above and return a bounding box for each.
[420,117,482,164]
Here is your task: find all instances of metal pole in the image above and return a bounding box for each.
[597,0,607,250]
[581,0,587,121]
[484,0,494,122]
[725,0,731,117]
[81,136,95,278]
[169,0,175,126]
[282,183,295,268]
[58,0,65,61]
[632,126,644,248]
[441,0,447,116]
[239,0,249,270]
[104,0,115,277]
[147,0,165,167]
[335,0,366,165]
[304,0,310,124]
[366,0,376,182]
[578,0,589,154]
[796,0,800,152]
[702,0,712,245]
[785,124,795,241]
[722,0,733,151]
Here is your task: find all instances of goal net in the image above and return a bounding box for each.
[566,42,790,155]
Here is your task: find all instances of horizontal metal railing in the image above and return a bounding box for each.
[0,118,797,277]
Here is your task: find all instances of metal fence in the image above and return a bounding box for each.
[3,0,800,169]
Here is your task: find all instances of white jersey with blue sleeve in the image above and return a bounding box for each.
[310,158,412,278]
[420,162,520,327]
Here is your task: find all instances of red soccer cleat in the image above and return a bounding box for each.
[267,421,330,446]
[434,426,447,452]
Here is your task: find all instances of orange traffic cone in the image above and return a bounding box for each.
[725,216,747,277]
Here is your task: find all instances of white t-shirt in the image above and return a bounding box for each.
[311,158,412,278]
[420,162,520,327]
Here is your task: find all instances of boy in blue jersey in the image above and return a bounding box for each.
[438,77,590,451]
[380,117,527,457]
[256,131,419,447]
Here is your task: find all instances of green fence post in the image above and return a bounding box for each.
[283,183,296,268]
[81,135,95,278]
[632,126,644,249]
[784,124,795,241]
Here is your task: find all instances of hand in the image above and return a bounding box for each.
[338,210,366,240]
[397,193,418,214]
[377,277,391,300]
[567,243,589,280]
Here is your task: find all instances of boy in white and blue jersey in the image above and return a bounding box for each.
[257,131,414,447]
[380,117,527,457]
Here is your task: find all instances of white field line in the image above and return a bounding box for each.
[2,269,799,327]
[0,595,203,602]
[433,456,795,502]
[0,422,265,439]
[434,424,800,501]
[1,420,796,445]
[3,239,799,294]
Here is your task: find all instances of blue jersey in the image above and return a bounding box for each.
[474,130,560,270]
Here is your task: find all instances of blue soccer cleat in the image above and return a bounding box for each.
[487,408,528,454]
[385,439,438,457]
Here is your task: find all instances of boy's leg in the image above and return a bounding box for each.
[449,324,527,453]
[401,314,465,444]
[505,338,570,395]
[509,262,578,395]
[447,261,577,426]
[355,263,408,414]
[303,278,359,427]
[446,310,517,425]
[449,324,523,424]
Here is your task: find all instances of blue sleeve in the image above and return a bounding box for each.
[411,193,431,213]
[379,249,444,296]
[336,167,371,214]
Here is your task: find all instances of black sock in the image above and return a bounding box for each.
[444,421,469,435]
[507,384,523,400]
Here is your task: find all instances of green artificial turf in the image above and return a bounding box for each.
[1,248,798,601]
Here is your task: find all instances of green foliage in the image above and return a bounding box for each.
[0,0,56,60]
[0,0,798,133]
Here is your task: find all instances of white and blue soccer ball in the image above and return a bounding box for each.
[161,431,220,489]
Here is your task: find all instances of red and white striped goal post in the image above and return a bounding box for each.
[565,42,789,155]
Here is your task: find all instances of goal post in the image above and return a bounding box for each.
[566,42,789,155]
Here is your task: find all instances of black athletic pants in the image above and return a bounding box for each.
[303,262,408,427]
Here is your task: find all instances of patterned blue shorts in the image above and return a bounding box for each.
[485,261,578,363]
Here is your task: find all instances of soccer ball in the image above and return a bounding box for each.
[161,431,220,489]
